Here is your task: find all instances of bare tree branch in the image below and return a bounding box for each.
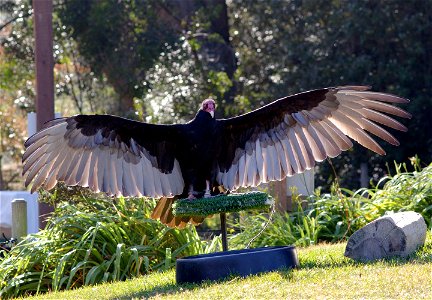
[0,11,32,32]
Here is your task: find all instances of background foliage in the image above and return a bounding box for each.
[1,0,430,191]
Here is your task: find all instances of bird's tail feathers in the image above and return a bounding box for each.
[151,197,205,228]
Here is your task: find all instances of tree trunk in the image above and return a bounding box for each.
[360,162,369,188]
[202,0,237,105]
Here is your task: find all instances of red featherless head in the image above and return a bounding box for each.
[201,99,216,117]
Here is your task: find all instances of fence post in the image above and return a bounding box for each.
[12,199,27,241]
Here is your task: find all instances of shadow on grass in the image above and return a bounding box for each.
[299,244,432,270]
[114,278,219,300]
[114,268,295,299]
[115,282,182,299]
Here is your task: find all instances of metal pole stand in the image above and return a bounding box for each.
[220,213,228,251]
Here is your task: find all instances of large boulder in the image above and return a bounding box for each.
[345,211,427,261]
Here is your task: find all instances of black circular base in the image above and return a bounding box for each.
[176,246,298,284]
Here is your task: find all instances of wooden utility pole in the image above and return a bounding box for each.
[33,0,54,229]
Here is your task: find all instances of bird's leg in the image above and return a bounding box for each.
[204,180,211,198]
[188,185,196,199]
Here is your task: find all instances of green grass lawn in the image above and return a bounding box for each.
[24,232,432,300]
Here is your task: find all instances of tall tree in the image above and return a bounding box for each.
[58,0,236,117]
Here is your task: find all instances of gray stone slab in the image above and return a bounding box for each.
[345,211,427,261]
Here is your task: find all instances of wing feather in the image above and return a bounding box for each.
[31,157,57,192]
[287,129,304,173]
[131,156,144,196]
[78,150,92,187]
[343,90,409,103]
[122,161,134,197]
[56,151,76,183]
[43,147,70,190]
[273,131,290,176]
[286,135,302,173]
[330,111,386,155]
[358,118,400,146]
[361,99,411,118]
[26,155,49,190]
[244,141,257,186]
[309,122,341,158]
[142,158,156,197]
[360,108,408,131]
[254,139,264,184]
[112,154,124,196]
[301,125,327,161]
[237,152,245,186]
[280,137,294,176]
[151,166,163,197]
[320,119,353,151]
[64,150,84,185]
[292,125,315,169]
[160,170,172,196]
[88,149,100,192]
[23,143,49,174]
[74,149,91,186]
[99,149,110,194]
[67,154,83,185]
[262,143,273,182]
[108,150,120,195]
[22,135,50,163]
[307,123,336,158]
[269,131,282,180]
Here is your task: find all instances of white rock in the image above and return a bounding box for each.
[345,211,427,261]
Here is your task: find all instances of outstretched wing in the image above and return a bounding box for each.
[22,115,185,198]
[215,86,411,190]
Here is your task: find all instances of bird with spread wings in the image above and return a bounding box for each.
[23,86,411,227]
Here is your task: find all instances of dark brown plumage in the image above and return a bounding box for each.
[22,86,411,227]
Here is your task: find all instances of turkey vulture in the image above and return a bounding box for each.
[23,86,411,227]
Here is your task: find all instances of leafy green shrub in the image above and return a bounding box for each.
[230,160,432,248]
[360,161,432,227]
[0,195,221,299]
[229,201,321,248]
